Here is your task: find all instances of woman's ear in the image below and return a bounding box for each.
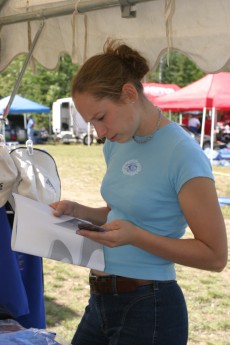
[121,83,138,104]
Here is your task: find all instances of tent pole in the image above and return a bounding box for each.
[169,110,172,121]
[0,0,154,26]
[87,122,91,146]
[210,107,216,165]
[200,107,206,148]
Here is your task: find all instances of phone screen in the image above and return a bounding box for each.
[78,221,106,232]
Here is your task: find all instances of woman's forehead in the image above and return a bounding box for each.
[74,94,109,121]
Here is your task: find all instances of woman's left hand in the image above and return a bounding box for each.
[76,219,139,247]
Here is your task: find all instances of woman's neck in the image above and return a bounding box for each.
[136,100,162,136]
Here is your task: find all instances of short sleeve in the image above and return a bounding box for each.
[169,139,214,194]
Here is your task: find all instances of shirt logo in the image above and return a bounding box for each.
[122,159,142,176]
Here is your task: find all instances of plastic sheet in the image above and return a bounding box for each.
[0,321,71,345]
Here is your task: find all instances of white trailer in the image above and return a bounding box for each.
[52,97,94,144]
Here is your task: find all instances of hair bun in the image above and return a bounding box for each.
[104,39,149,80]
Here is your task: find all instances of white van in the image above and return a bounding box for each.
[52,97,94,144]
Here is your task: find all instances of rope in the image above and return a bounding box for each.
[26,0,36,72]
[72,0,88,64]
[164,0,175,66]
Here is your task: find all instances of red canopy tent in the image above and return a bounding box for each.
[143,83,180,104]
[154,73,230,111]
[154,72,230,156]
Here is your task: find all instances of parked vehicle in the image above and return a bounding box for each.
[33,129,49,144]
[52,97,94,145]
[180,124,211,149]
[3,114,27,143]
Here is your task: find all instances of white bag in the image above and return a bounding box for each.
[0,145,18,207]
[10,147,61,205]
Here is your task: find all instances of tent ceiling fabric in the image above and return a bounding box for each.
[0,0,230,72]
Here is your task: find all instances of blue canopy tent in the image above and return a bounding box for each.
[0,95,51,143]
[0,95,50,114]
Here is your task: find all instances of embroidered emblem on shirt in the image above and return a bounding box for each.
[122,160,142,176]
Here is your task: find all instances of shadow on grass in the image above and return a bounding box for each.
[45,295,80,327]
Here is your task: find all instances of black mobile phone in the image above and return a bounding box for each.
[78,221,106,232]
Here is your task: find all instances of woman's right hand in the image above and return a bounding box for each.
[51,200,110,227]
[50,200,79,218]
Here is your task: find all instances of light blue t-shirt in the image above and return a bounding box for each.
[101,122,214,280]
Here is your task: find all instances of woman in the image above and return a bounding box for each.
[51,40,227,345]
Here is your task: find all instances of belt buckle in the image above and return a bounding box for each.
[89,274,99,294]
[89,273,100,284]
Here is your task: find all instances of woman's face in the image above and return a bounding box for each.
[73,89,140,143]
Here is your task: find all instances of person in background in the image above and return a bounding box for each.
[26,115,35,142]
[188,114,201,134]
[51,40,228,345]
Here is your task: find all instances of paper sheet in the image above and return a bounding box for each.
[11,193,105,271]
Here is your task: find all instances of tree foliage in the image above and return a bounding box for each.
[0,54,78,129]
[147,50,205,86]
[0,54,78,106]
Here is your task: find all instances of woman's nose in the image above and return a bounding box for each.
[94,123,107,139]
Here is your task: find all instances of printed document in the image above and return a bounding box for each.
[11,193,105,271]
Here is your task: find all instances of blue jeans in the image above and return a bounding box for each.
[71,280,188,345]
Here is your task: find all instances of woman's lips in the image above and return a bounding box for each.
[109,134,117,142]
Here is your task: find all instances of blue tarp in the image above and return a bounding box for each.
[204,147,230,166]
[218,197,230,206]
[0,95,50,114]
[0,207,46,328]
[0,207,29,318]
[0,329,60,345]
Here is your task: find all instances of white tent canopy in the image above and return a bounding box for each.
[0,0,230,72]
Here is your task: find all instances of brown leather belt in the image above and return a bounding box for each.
[89,274,154,294]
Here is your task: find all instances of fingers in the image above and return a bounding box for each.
[49,202,60,217]
[76,228,118,247]
[49,201,59,209]
[52,208,63,217]
[50,201,69,217]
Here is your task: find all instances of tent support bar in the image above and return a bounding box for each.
[200,107,206,148]
[210,107,216,165]
[3,21,45,119]
[0,0,154,26]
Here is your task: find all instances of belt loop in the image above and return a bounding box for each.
[111,275,118,296]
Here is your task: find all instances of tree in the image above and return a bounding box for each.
[0,54,78,129]
[147,51,205,87]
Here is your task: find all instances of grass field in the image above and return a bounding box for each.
[37,143,230,345]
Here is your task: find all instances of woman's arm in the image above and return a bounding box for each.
[51,200,110,226]
[77,177,228,272]
[130,177,227,271]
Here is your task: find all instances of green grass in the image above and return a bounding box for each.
[36,143,230,345]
